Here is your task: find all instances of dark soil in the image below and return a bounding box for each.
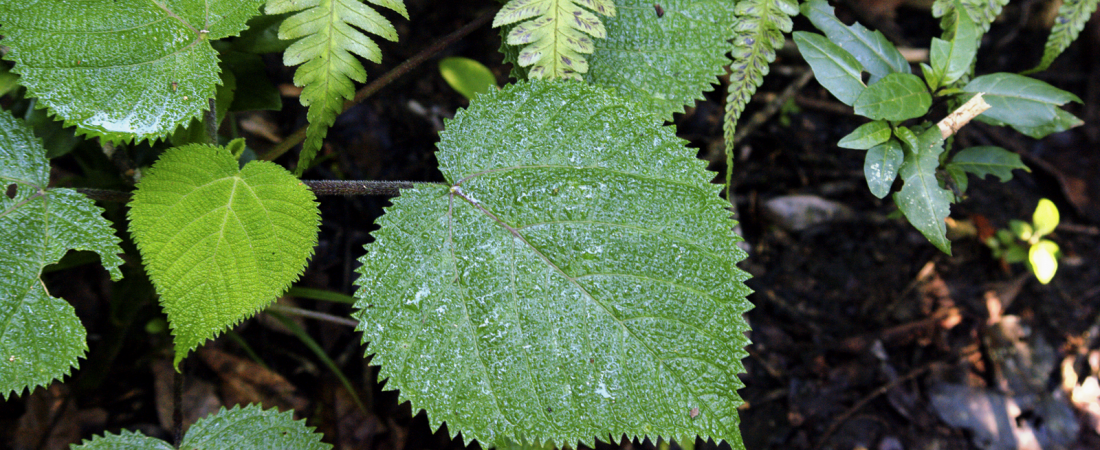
[3,1,1100,450]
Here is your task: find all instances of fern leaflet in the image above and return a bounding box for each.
[1025,0,1099,73]
[266,0,409,175]
[933,0,1009,33]
[723,0,798,185]
[493,0,617,80]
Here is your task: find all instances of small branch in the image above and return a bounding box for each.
[266,303,358,328]
[75,179,439,203]
[305,179,440,196]
[259,9,497,162]
[938,93,990,139]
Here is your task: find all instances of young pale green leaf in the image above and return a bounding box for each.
[864,139,904,198]
[801,0,909,84]
[128,144,320,367]
[0,0,264,143]
[893,126,920,151]
[1033,198,1060,237]
[266,0,409,174]
[72,404,330,450]
[355,81,751,448]
[793,32,866,106]
[962,73,1083,138]
[494,0,616,80]
[946,146,1028,183]
[439,57,500,101]
[1029,240,1059,284]
[921,62,944,92]
[853,73,932,122]
[839,120,891,149]
[1026,0,1099,74]
[586,0,737,119]
[893,127,953,254]
[0,110,124,399]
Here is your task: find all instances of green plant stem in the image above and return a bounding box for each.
[266,310,368,414]
[259,9,496,162]
[287,286,357,304]
[205,97,217,145]
[76,179,442,202]
[267,303,358,328]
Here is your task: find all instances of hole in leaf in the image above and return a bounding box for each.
[5,184,16,199]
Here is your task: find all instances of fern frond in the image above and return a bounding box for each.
[493,0,616,80]
[723,0,798,159]
[933,0,1009,33]
[1025,0,1099,73]
[266,0,408,175]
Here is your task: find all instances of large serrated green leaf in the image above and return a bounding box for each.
[793,31,866,106]
[0,0,265,143]
[128,144,320,366]
[0,109,123,399]
[801,0,909,84]
[267,0,409,174]
[71,404,331,450]
[1026,0,1099,74]
[354,81,751,448]
[962,73,1083,138]
[583,0,736,119]
[894,127,954,254]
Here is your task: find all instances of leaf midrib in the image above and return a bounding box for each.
[450,186,719,422]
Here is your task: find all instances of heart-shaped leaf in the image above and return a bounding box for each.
[0,109,123,399]
[129,144,320,366]
[0,0,265,142]
[72,404,330,450]
[354,81,751,448]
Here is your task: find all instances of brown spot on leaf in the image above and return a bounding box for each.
[690,406,699,418]
[5,184,16,199]
[654,3,664,17]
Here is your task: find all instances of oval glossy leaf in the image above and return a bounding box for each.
[893,127,953,254]
[128,144,320,366]
[354,81,751,448]
[793,32,866,106]
[839,120,891,149]
[1029,240,1059,284]
[946,146,1028,182]
[0,110,123,399]
[854,73,932,121]
[801,0,910,84]
[864,139,904,198]
[72,405,331,450]
[963,73,1083,138]
[439,57,499,100]
[1032,198,1060,237]
[0,0,265,143]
